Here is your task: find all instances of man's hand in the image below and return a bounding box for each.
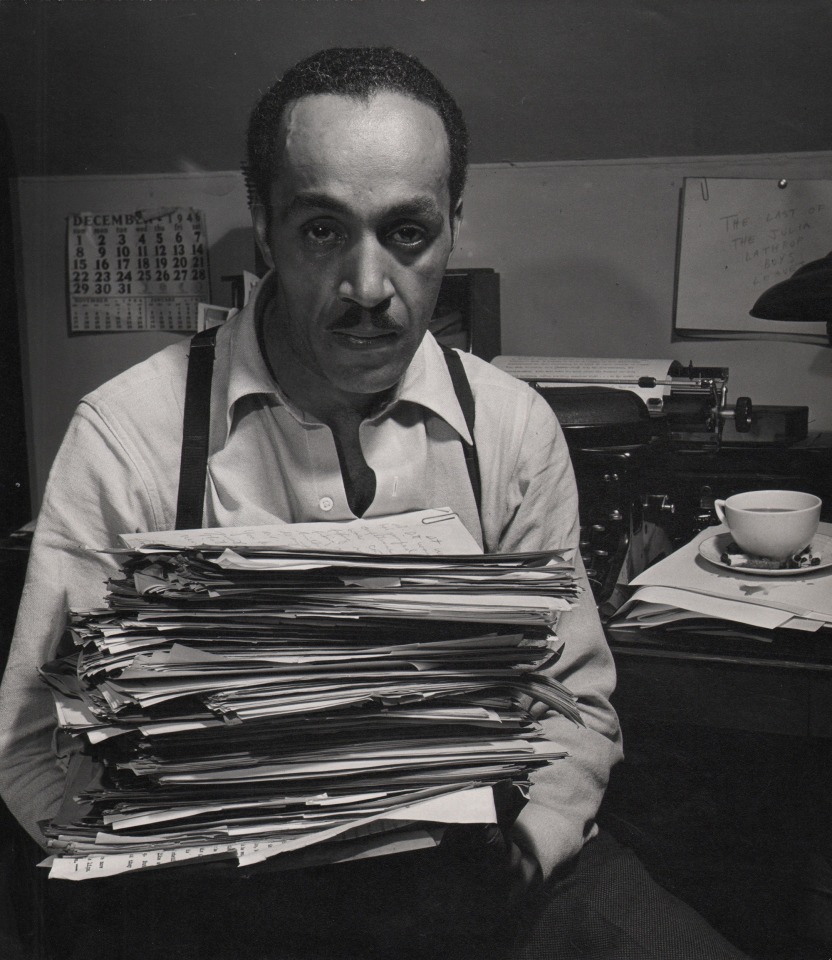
[441,823,543,909]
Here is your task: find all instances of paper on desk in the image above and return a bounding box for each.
[118,508,481,556]
[492,356,673,408]
[615,585,796,629]
[628,523,832,623]
[609,603,715,628]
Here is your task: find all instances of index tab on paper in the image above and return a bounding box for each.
[119,508,482,557]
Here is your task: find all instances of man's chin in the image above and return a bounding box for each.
[326,357,411,402]
[338,371,404,401]
[325,341,419,396]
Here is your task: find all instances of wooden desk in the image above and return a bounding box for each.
[603,630,832,958]
[608,628,832,739]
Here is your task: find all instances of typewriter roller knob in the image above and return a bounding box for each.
[720,396,753,433]
[735,396,753,432]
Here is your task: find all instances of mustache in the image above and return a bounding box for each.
[328,303,404,333]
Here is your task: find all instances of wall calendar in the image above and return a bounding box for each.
[67,207,210,333]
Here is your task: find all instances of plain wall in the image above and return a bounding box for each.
[4,0,832,177]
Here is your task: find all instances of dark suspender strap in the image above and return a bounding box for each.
[175,325,220,530]
[440,345,482,518]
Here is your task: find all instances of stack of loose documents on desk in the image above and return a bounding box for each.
[608,521,832,642]
[39,509,582,880]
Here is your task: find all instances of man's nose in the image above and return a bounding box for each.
[338,238,395,308]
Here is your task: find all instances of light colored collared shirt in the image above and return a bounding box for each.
[0,275,621,881]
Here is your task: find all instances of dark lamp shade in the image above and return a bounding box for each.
[749,252,832,322]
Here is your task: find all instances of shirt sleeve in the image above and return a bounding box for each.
[0,401,160,845]
[490,390,623,883]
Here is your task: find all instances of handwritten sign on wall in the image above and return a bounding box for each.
[674,177,832,341]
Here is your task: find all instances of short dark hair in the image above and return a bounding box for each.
[244,47,468,222]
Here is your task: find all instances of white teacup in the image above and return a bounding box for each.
[713,489,821,560]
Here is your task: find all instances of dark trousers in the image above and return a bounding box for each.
[44,830,750,960]
[513,830,750,960]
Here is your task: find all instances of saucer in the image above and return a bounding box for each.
[698,532,832,576]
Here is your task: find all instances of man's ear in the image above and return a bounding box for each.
[251,204,275,270]
[450,200,463,252]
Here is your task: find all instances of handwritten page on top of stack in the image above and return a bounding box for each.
[610,521,832,637]
[117,507,484,556]
[40,508,582,881]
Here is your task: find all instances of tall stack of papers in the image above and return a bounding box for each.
[608,521,832,642]
[39,510,582,881]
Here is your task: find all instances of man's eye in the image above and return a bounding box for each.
[387,224,427,248]
[302,222,342,246]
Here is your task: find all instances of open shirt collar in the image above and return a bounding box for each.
[219,272,473,446]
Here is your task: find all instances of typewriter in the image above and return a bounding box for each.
[493,356,831,610]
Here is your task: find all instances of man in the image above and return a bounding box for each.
[0,47,748,959]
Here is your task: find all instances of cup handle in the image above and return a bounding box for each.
[714,499,727,524]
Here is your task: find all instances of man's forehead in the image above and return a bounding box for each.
[275,91,451,189]
[280,89,447,140]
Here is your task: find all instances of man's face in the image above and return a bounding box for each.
[254,91,460,410]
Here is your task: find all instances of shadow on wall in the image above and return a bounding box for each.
[808,349,832,381]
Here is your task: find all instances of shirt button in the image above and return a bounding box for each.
[319,496,334,512]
